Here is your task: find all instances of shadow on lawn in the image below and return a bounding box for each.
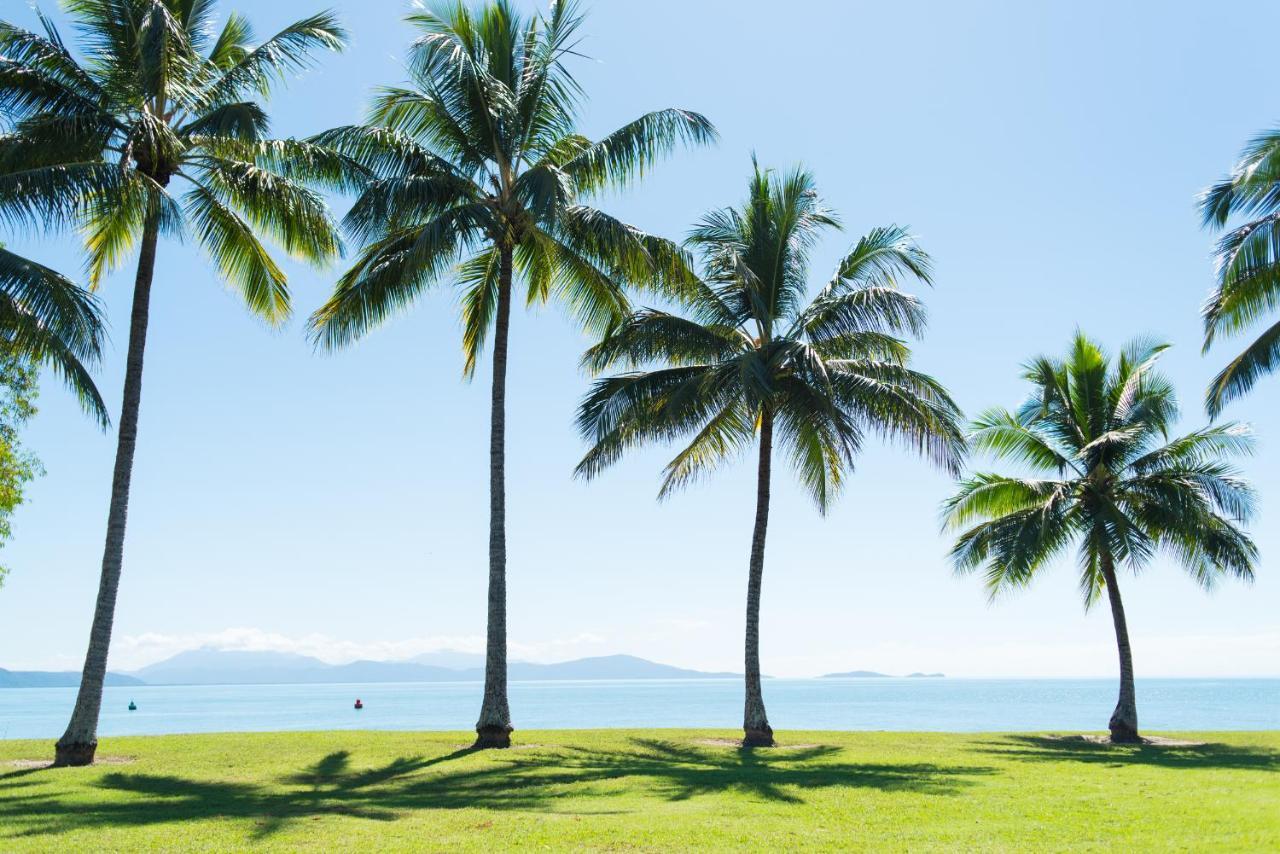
[976,735,1280,772]
[0,738,993,839]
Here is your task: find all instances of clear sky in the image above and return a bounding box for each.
[2,0,1277,678]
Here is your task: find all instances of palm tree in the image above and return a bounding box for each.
[0,1,347,766]
[0,245,107,422]
[576,162,966,747]
[1200,127,1280,415]
[943,333,1257,742]
[307,0,714,749]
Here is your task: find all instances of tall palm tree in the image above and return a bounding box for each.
[0,245,107,422]
[1200,127,1280,415]
[307,0,714,749]
[943,333,1257,742]
[576,162,966,746]
[0,1,347,766]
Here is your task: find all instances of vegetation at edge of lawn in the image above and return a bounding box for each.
[0,729,1276,851]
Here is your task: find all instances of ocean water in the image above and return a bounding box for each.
[1,678,1276,740]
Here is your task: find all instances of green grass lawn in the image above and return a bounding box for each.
[1,729,1277,851]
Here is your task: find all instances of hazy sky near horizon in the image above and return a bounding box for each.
[1,0,1278,679]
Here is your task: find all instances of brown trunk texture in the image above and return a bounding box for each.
[55,209,161,767]
[474,245,514,749]
[742,410,774,748]
[1101,553,1140,743]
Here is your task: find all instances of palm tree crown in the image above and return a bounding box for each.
[943,333,1257,741]
[1200,127,1280,415]
[308,0,715,364]
[0,1,347,317]
[945,334,1256,602]
[577,162,964,507]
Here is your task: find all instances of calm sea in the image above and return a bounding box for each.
[1,678,1276,740]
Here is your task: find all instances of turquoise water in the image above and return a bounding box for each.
[1,678,1276,740]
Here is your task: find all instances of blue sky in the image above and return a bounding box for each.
[2,0,1277,678]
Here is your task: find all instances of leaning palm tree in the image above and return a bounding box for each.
[0,244,107,423]
[943,333,1257,742]
[307,0,714,749]
[1200,127,1280,415]
[576,162,966,746]
[0,1,346,766]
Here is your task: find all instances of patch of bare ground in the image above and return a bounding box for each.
[1055,735,1206,747]
[5,756,136,769]
[691,738,825,750]
[451,743,545,751]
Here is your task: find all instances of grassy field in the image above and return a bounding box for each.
[1,729,1277,851]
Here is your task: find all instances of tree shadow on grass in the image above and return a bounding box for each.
[0,737,994,840]
[975,735,1280,772]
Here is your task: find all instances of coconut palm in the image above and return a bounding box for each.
[576,162,965,746]
[306,0,714,748]
[0,245,106,422]
[1200,127,1280,415]
[943,333,1257,742]
[0,1,347,766]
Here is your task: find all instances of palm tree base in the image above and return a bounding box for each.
[52,740,97,767]
[473,725,513,749]
[1109,699,1140,743]
[742,727,775,748]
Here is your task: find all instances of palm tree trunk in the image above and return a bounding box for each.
[474,245,514,749]
[1100,553,1140,743]
[54,209,161,767]
[742,409,774,747]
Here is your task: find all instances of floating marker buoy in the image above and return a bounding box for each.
[354,699,363,710]
[128,700,137,711]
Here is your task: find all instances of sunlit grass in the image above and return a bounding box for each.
[1,729,1276,851]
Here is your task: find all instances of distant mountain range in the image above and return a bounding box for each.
[0,668,144,688]
[0,649,740,688]
[821,670,945,679]
[2,651,946,688]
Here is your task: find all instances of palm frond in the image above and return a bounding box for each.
[183,184,290,323]
[196,11,346,106]
[1202,214,1280,345]
[1205,319,1280,417]
[825,359,966,476]
[459,246,501,376]
[308,203,491,349]
[1199,127,1280,228]
[0,247,107,425]
[193,155,342,264]
[581,309,746,373]
[657,399,754,498]
[967,407,1074,473]
[575,364,731,480]
[82,173,183,288]
[563,110,717,193]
